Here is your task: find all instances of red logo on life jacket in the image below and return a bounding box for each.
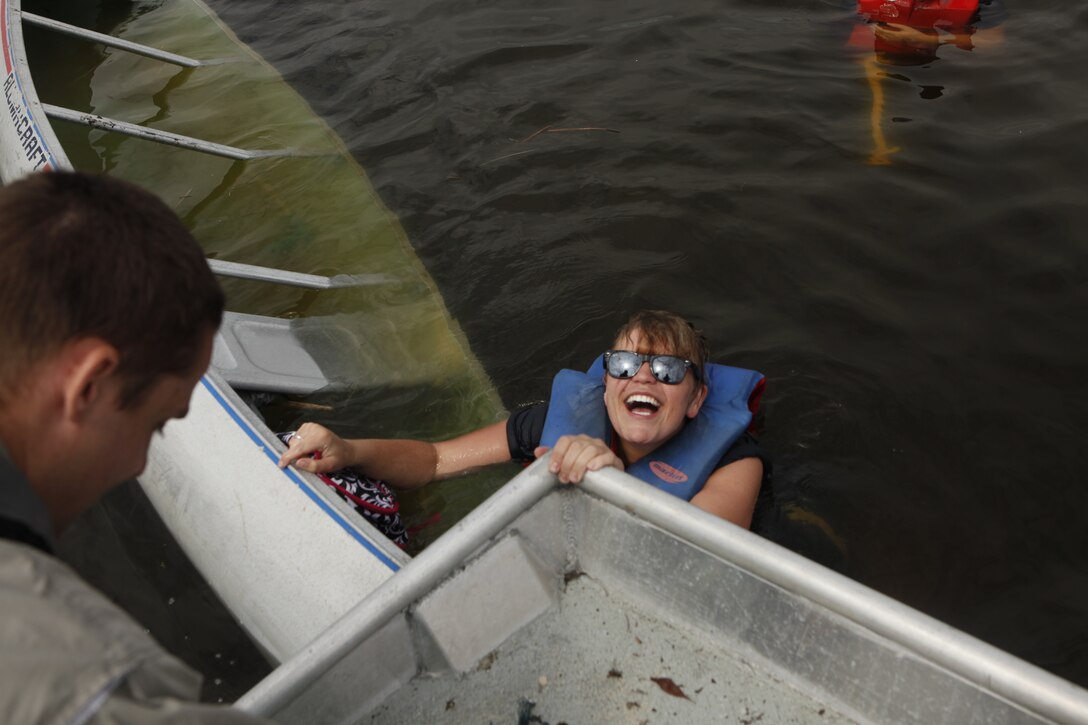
[649,461,688,485]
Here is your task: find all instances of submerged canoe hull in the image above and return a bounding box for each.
[2,0,503,664]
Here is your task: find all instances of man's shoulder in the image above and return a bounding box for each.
[0,539,185,663]
[0,540,205,721]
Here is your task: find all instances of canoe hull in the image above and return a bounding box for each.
[0,0,68,178]
[1,0,501,664]
[141,372,408,661]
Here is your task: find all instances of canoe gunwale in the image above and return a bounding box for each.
[0,0,70,179]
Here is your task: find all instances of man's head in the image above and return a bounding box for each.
[0,171,224,407]
[0,171,223,530]
[603,310,709,463]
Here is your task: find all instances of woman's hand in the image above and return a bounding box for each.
[534,434,624,484]
[277,422,354,473]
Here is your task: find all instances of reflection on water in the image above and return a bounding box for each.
[26,0,1088,699]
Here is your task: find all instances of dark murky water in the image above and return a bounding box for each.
[37,0,1088,699]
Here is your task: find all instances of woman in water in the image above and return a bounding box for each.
[280,310,769,529]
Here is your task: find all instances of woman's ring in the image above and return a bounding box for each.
[291,432,304,443]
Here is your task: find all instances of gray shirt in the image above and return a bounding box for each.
[0,440,268,723]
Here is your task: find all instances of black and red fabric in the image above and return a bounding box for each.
[276,432,407,548]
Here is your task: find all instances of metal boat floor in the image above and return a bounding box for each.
[365,574,853,724]
[242,479,1087,725]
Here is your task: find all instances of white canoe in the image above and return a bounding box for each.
[1,0,503,661]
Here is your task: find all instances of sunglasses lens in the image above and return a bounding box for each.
[606,352,691,384]
[607,351,642,378]
[651,356,688,384]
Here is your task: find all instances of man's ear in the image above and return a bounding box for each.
[61,339,121,423]
[686,382,709,419]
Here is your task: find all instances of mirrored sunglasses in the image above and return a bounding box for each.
[603,350,698,385]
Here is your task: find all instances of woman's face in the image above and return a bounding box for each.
[603,328,707,464]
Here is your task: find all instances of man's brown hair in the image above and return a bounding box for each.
[0,172,224,407]
[612,310,709,381]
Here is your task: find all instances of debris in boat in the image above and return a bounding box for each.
[563,569,586,584]
[516,698,546,724]
[651,676,692,701]
[626,701,640,710]
[477,651,498,671]
[445,699,455,711]
[538,675,548,692]
[607,668,623,678]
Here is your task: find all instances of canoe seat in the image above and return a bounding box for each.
[212,311,352,394]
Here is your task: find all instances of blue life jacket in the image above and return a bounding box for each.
[540,355,765,500]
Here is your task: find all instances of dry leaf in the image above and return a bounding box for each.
[650,676,692,701]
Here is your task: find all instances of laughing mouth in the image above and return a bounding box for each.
[625,394,661,416]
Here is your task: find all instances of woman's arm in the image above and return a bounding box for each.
[689,457,764,528]
[278,420,512,490]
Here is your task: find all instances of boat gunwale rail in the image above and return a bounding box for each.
[43,104,320,162]
[208,259,394,289]
[235,457,559,716]
[236,462,1088,724]
[10,1,375,292]
[578,469,1088,725]
[21,10,233,68]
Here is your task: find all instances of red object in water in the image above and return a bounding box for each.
[848,0,980,58]
[856,0,979,29]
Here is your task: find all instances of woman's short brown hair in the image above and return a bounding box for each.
[612,310,709,381]
[0,172,224,407]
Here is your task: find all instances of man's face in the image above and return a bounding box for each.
[76,329,213,505]
[603,329,707,464]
